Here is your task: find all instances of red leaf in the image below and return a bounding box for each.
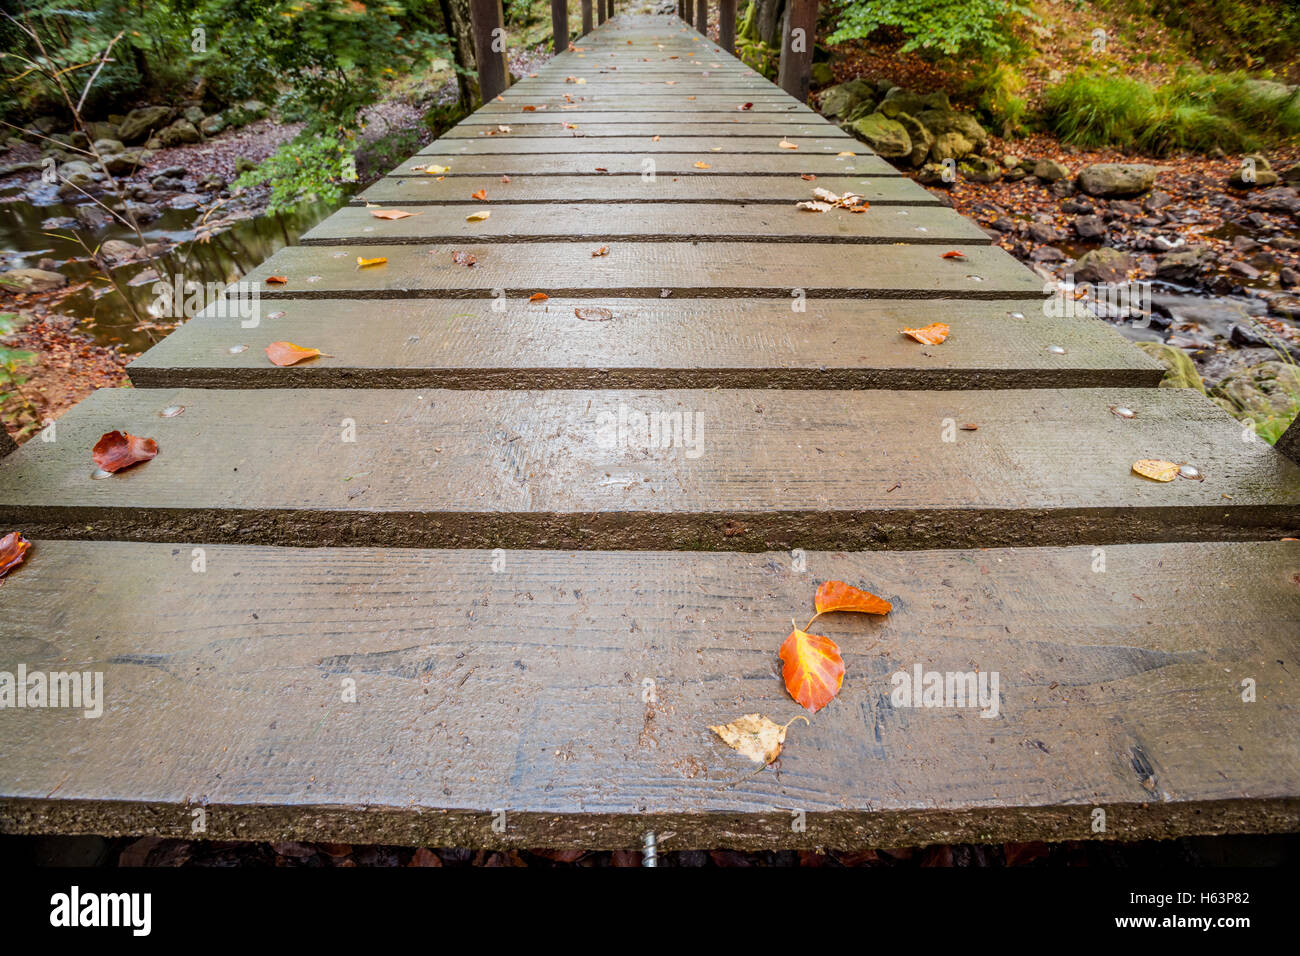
[941,250,967,260]
[92,431,158,473]
[0,531,31,580]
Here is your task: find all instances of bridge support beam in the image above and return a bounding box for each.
[470,0,509,104]
[778,0,817,103]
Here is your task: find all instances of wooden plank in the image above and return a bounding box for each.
[1,539,1297,848]
[125,297,1161,391]
[391,153,898,176]
[445,123,838,139]
[471,0,510,105]
[354,174,941,205]
[238,242,1041,299]
[1,386,1297,550]
[299,203,992,245]
[551,0,569,54]
[478,96,811,112]
[457,110,830,125]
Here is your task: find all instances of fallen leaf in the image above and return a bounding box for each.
[471,189,487,200]
[795,200,833,212]
[266,341,322,367]
[778,140,799,150]
[710,713,808,765]
[466,210,491,222]
[522,105,537,111]
[800,174,817,181]
[941,250,968,260]
[694,161,711,169]
[265,275,288,284]
[500,175,511,183]
[594,166,609,172]
[901,323,950,345]
[357,256,387,268]
[530,292,549,302]
[1133,459,1179,482]
[575,306,613,322]
[652,135,661,142]
[424,164,449,175]
[592,246,609,257]
[960,423,978,431]
[780,627,845,713]
[738,102,753,110]
[92,430,159,473]
[836,151,856,157]
[0,531,31,580]
[370,209,416,220]
[814,580,892,617]
[451,251,477,267]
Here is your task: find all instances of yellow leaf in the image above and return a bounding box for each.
[1133,459,1179,482]
[836,151,856,157]
[710,714,808,765]
[694,161,711,169]
[356,256,387,268]
[424,164,449,175]
[466,210,491,222]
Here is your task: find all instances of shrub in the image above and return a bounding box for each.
[825,0,1032,58]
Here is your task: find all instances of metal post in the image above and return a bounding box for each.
[470,0,509,104]
[778,0,817,102]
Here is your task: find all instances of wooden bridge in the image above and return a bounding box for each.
[1,12,1298,853]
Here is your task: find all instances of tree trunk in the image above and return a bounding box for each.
[748,0,785,48]
[439,0,480,110]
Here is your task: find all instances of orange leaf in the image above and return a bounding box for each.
[814,580,892,617]
[471,189,487,200]
[265,341,322,366]
[522,105,537,111]
[357,256,387,268]
[780,627,845,713]
[901,322,950,345]
[92,430,158,473]
[652,135,661,142]
[941,250,967,260]
[778,140,799,150]
[800,173,816,181]
[370,209,416,220]
[0,531,31,580]
[529,292,549,302]
[694,161,711,169]
[264,275,288,284]
[500,175,511,183]
[592,246,609,257]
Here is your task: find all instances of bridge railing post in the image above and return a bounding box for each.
[719,0,736,53]
[551,0,569,52]
[470,0,509,104]
[598,0,606,25]
[778,0,817,102]
[695,0,708,35]
[582,0,593,35]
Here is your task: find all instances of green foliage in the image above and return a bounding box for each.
[0,313,38,437]
[966,62,1030,138]
[1147,0,1300,71]
[825,0,1032,57]
[233,133,357,213]
[1044,67,1300,155]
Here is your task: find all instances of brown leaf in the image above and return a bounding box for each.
[471,189,487,200]
[500,175,511,183]
[265,341,322,367]
[941,250,968,260]
[738,102,753,110]
[575,306,613,322]
[1133,459,1179,482]
[592,246,609,257]
[92,431,158,473]
[465,210,490,222]
[694,161,711,169]
[0,531,31,580]
[450,251,477,267]
[800,174,817,181]
[369,209,416,220]
[264,275,288,284]
[710,713,808,765]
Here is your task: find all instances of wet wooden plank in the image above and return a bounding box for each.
[1,386,1296,550]
[238,242,1041,299]
[422,135,853,154]
[299,203,992,245]
[479,96,810,111]
[1,539,1296,848]
[393,152,894,176]
[353,174,941,206]
[126,297,1161,390]
[445,123,841,139]
[456,110,832,126]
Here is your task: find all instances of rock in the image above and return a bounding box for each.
[1050,179,1076,198]
[145,136,163,150]
[1229,153,1279,189]
[960,155,1001,183]
[56,160,99,198]
[1231,235,1261,254]
[155,164,187,179]
[182,105,206,125]
[991,217,1016,232]
[101,148,151,176]
[119,200,161,224]
[1136,343,1206,391]
[118,106,173,144]
[1248,186,1300,215]
[0,267,67,293]
[879,87,951,117]
[929,131,974,163]
[1061,199,1093,214]
[73,203,112,230]
[915,108,988,148]
[1111,200,1143,217]
[1031,246,1066,262]
[158,119,201,147]
[1229,323,1269,348]
[97,239,138,262]
[1268,295,1300,319]
[1073,214,1107,239]
[85,121,120,142]
[1032,158,1069,182]
[235,155,260,174]
[893,112,933,167]
[846,113,911,161]
[200,172,225,191]
[1283,163,1300,184]
[1027,222,1062,244]
[1281,266,1299,288]
[915,162,951,186]
[1211,361,1300,433]
[1144,190,1173,212]
[92,138,125,156]
[1227,260,1261,280]
[819,78,875,120]
[1068,247,1134,284]
[1155,247,1209,283]
[199,113,225,136]
[1077,163,1159,197]
[0,160,43,177]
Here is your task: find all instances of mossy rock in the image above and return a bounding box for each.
[818,79,875,120]
[1135,342,1205,393]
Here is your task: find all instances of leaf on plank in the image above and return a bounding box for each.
[264,275,288,284]
[779,140,799,150]
[694,161,711,169]
[471,189,487,201]
[92,430,158,473]
[575,306,613,322]
[901,322,950,345]
[266,341,322,366]
[1133,459,1179,482]
[370,209,416,220]
[357,256,387,268]
[780,627,845,712]
[0,531,31,580]
[591,246,609,257]
[941,250,968,260]
[529,292,549,302]
[465,210,491,222]
[710,713,808,765]
[814,580,892,617]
